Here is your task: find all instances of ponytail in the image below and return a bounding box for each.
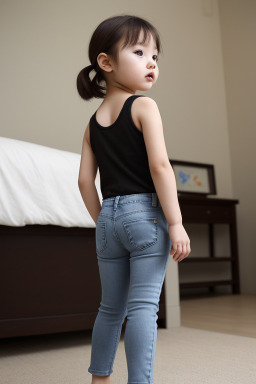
[76,63,106,100]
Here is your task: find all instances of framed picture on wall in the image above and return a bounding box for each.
[169,159,217,196]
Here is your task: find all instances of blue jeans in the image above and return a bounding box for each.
[88,192,171,384]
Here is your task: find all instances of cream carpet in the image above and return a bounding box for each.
[0,326,255,383]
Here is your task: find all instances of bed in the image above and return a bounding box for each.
[0,137,167,339]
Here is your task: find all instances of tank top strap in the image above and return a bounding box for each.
[123,94,145,111]
[120,95,145,126]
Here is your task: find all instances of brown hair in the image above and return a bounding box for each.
[76,15,163,100]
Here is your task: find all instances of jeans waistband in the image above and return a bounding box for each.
[102,192,159,210]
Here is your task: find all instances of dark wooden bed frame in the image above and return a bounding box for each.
[0,225,167,339]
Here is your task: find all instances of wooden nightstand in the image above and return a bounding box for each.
[178,195,240,295]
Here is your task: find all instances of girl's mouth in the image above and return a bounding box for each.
[145,73,154,81]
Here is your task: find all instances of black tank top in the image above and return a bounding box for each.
[89,95,156,199]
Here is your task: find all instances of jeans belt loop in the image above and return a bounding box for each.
[152,193,158,207]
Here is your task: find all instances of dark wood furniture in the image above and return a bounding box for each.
[0,225,166,339]
[178,195,240,295]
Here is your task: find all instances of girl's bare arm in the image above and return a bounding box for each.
[136,97,182,226]
[136,97,191,261]
[78,124,102,224]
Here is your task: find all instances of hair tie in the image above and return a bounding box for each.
[88,64,95,72]
[88,64,97,81]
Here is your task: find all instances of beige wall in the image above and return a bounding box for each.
[1,1,254,292]
[218,0,256,293]
[1,1,232,197]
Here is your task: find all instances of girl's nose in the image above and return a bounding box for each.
[147,61,156,69]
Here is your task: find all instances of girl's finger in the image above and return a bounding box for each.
[173,244,182,260]
[170,246,177,256]
[177,244,187,262]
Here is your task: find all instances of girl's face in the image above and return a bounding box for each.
[111,30,159,92]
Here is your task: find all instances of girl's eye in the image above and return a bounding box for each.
[134,50,159,62]
[134,50,143,56]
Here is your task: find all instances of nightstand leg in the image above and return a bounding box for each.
[208,223,215,294]
[229,207,240,294]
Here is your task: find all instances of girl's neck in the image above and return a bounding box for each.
[103,83,137,102]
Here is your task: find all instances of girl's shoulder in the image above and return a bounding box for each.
[133,95,159,115]
[132,96,161,125]
[135,95,157,105]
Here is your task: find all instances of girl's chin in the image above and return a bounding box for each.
[137,83,153,91]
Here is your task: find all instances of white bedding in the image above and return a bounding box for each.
[0,137,102,227]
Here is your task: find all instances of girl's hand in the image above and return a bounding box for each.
[168,223,191,262]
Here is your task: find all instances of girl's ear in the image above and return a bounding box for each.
[97,53,113,73]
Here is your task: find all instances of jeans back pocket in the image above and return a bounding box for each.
[123,218,158,251]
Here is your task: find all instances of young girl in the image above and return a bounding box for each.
[77,14,191,384]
